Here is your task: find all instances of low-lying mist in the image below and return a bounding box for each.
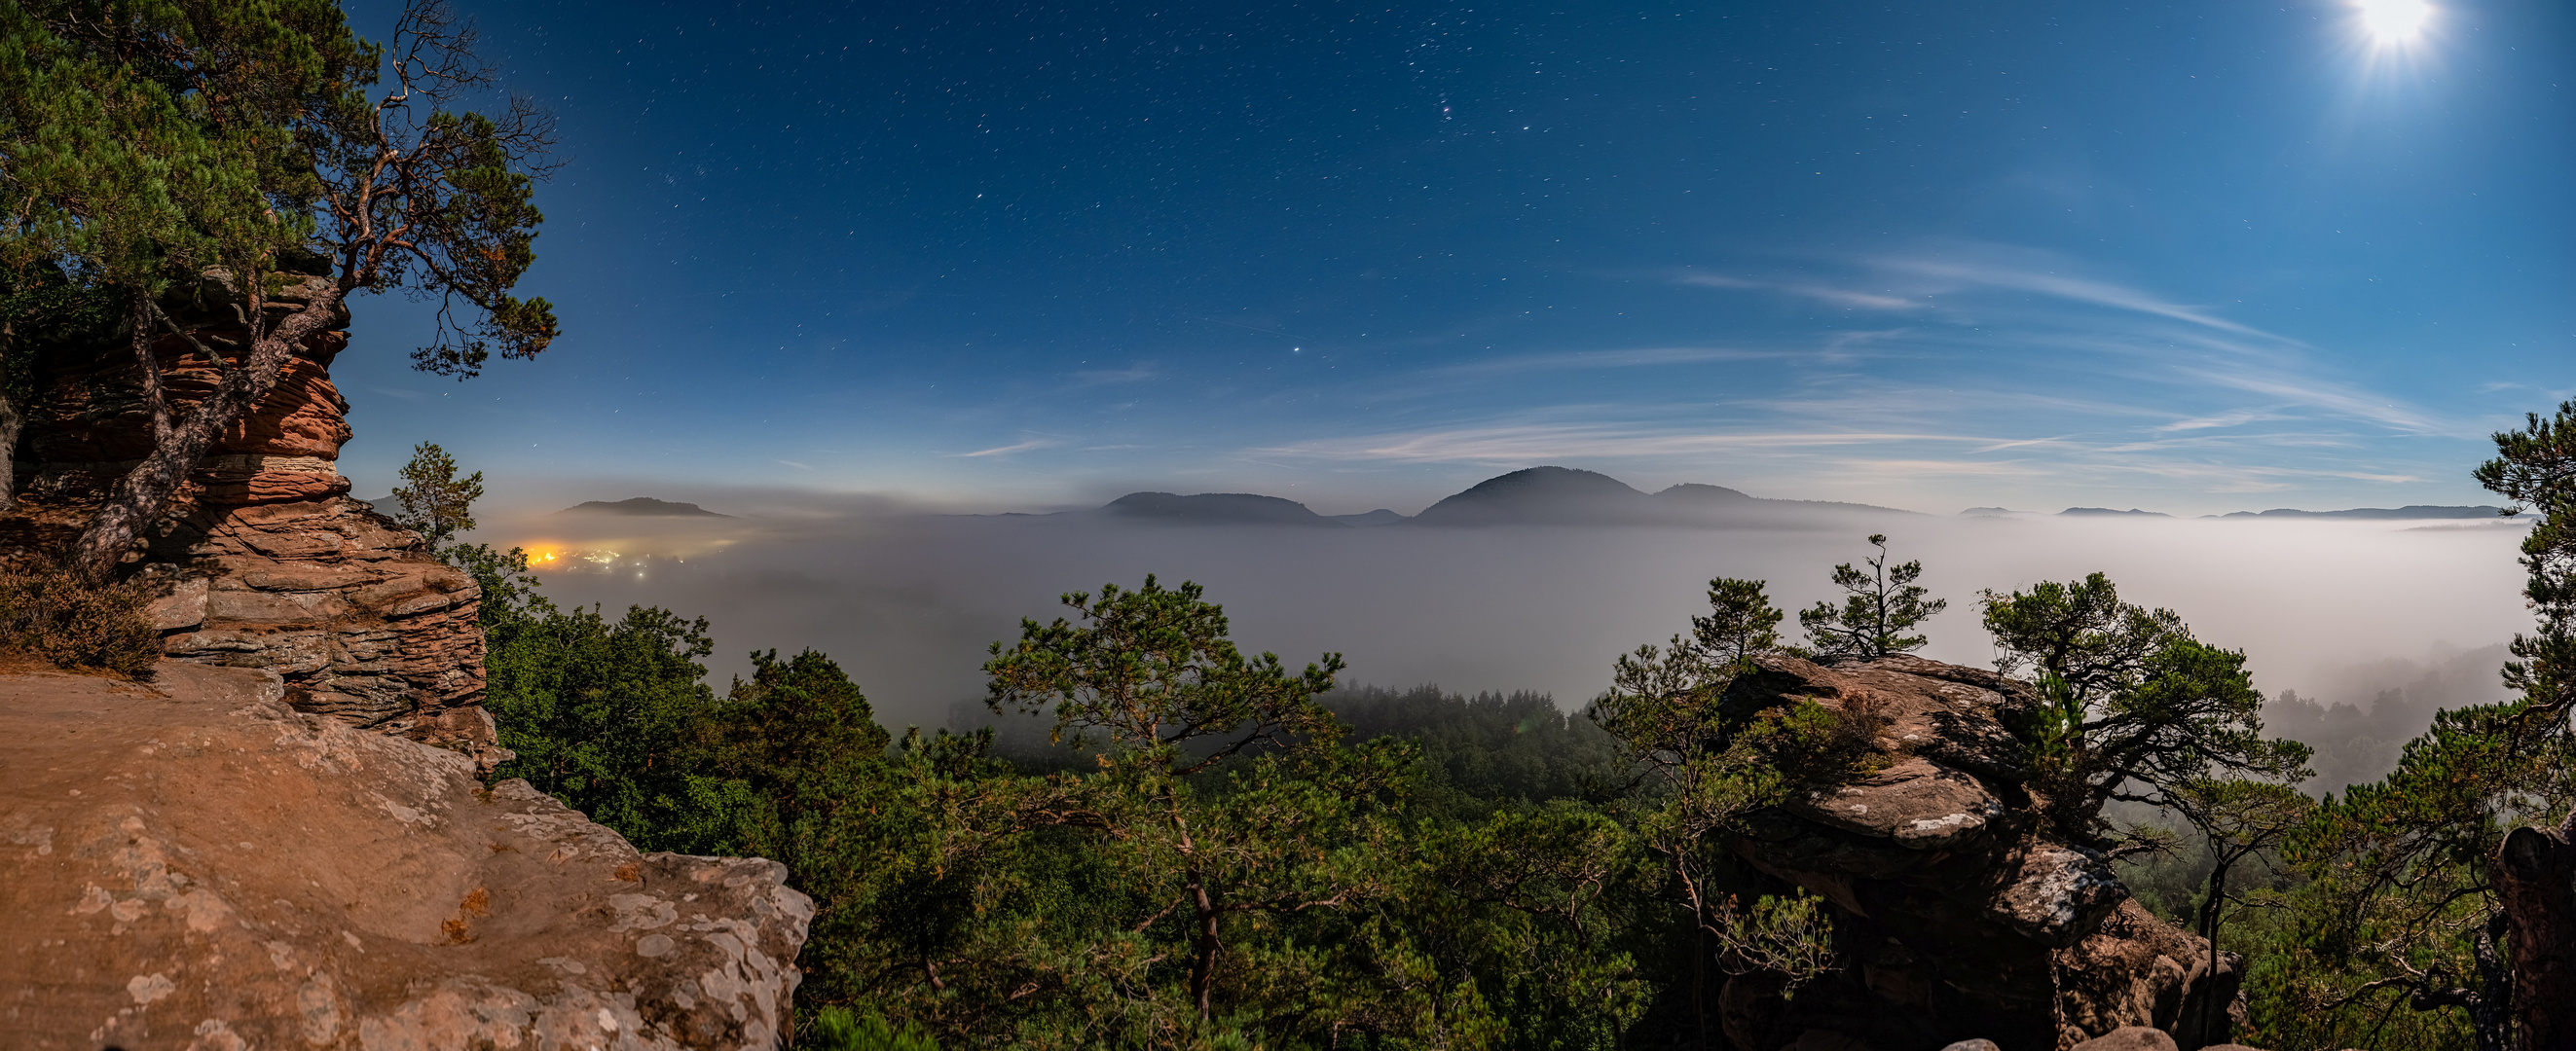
[477,493,2535,790]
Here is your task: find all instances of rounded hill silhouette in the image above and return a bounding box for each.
[557,497,729,518]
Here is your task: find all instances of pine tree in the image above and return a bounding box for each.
[390,442,483,549]
[1796,533,1946,659]
[1979,573,2310,848]
[982,575,1411,1026]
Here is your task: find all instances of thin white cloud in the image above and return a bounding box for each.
[1869,281,2462,438]
[1873,257,2263,336]
[958,438,1056,457]
[2181,365,2451,436]
[776,459,814,471]
[2153,409,2288,433]
[1429,345,1789,378]
[1822,457,2061,479]
[1677,273,1921,311]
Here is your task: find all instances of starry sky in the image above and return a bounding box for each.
[332,0,2575,517]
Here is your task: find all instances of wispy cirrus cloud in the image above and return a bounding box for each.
[1676,272,1922,311]
[1868,255,2262,335]
[957,438,1056,457]
[2180,363,2450,435]
[1838,250,2469,438]
[1427,344,1790,378]
[2153,409,2289,433]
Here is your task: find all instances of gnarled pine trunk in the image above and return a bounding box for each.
[66,283,345,577]
[2501,810,2576,1051]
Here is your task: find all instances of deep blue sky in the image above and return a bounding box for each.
[334,0,2575,516]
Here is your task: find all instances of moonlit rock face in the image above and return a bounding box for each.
[1711,654,2238,1049]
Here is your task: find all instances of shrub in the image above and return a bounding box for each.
[1739,697,1887,783]
[0,568,159,675]
[799,1007,939,1051]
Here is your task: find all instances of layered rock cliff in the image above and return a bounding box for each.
[1715,655,2241,1051]
[0,661,812,1049]
[4,272,497,761]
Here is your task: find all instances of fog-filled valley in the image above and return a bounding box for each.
[479,471,2536,794]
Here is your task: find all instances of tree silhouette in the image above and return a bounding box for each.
[1797,533,1945,659]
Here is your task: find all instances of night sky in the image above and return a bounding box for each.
[333,0,2575,516]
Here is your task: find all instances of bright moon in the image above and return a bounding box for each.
[2354,0,2433,42]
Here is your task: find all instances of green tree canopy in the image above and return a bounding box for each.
[983,576,1410,1025]
[390,441,482,548]
[1978,573,2310,846]
[985,575,1345,777]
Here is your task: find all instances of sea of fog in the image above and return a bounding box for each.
[475,498,2537,784]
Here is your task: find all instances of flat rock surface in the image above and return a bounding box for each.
[0,662,811,1050]
[1787,755,2007,851]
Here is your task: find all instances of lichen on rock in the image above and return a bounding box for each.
[0,661,811,1049]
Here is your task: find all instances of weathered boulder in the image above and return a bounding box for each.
[2055,902,2244,1049]
[1712,654,2243,1051]
[6,271,497,762]
[2068,1028,2180,1051]
[0,662,811,1050]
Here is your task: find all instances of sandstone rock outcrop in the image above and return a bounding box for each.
[1714,655,2243,1051]
[0,661,812,1049]
[22,272,356,509]
[6,271,497,760]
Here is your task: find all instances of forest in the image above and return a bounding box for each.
[410,398,2576,1051]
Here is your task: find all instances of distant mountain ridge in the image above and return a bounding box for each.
[1037,466,1915,528]
[1411,467,1913,526]
[2060,507,2171,518]
[559,497,729,518]
[984,467,2521,528]
[1102,491,1343,527]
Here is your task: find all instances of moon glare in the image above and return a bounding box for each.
[2353,0,2433,44]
